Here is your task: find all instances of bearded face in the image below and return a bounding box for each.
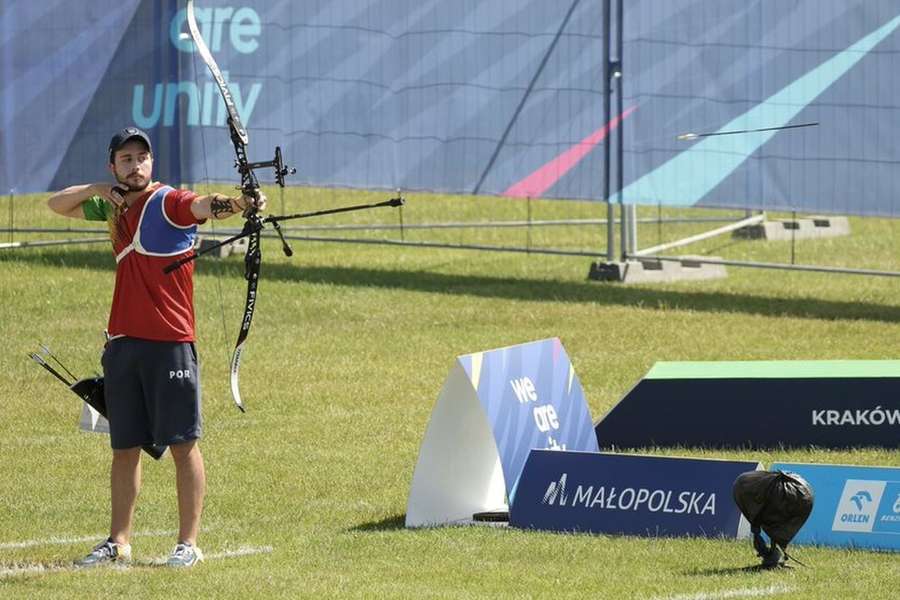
[109,139,153,192]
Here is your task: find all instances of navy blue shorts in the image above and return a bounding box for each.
[101,338,203,449]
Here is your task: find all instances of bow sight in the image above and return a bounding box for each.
[241,146,296,188]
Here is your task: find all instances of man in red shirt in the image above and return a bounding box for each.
[47,127,264,568]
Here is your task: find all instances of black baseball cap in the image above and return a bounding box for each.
[108,127,152,163]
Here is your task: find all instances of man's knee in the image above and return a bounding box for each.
[169,440,201,463]
[112,446,142,466]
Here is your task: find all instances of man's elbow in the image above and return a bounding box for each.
[189,198,208,221]
[47,192,80,218]
[47,194,64,214]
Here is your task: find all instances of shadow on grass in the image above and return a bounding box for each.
[348,514,407,532]
[684,564,793,575]
[0,246,117,272]
[5,248,900,324]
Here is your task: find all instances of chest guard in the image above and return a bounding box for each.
[116,186,197,263]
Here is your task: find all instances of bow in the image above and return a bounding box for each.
[184,0,294,412]
[172,0,403,412]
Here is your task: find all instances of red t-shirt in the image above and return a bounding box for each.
[104,184,202,342]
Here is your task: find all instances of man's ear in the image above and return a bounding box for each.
[107,162,116,177]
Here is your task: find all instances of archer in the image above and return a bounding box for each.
[46,126,265,568]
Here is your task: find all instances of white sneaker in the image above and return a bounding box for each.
[74,538,132,567]
[166,542,204,567]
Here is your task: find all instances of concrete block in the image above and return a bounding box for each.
[195,235,248,259]
[588,255,728,283]
[734,215,850,241]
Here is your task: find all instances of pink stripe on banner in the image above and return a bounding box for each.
[502,106,636,198]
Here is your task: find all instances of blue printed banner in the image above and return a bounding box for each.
[621,1,900,215]
[772,463,900,551]
[458,338,599,499]
[5,1,900,218]
[510,450,759,538]
[594,361,900,449]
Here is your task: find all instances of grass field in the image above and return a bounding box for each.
[1,187,899,599]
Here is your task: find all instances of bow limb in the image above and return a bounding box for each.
[187,0,261,410]
[229,223,261,413]
[186,0,249,148]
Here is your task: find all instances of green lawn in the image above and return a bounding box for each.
[1,188,898,598]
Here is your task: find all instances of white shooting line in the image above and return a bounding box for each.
[0,545,273,578]
[0,529,178,550]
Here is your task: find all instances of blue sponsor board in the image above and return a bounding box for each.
[594,361,900,449]
[459,338,599,499]
[510,450,759,538]
[772,463,900,551]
